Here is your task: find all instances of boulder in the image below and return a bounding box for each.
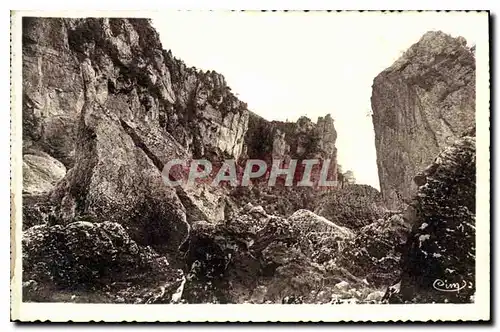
[22,221,184,303]
[49,58,189,252]
[22,194,57,230]
[23,152,66,195]
[183,207,379,303]
[287,209,354,239]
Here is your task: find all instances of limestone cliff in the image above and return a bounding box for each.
[22,17,339,249]
[22,17,249,169]
[21,17,362,305]
[243,112,338,185]
[371,31,475,208]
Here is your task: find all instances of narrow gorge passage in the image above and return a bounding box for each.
[18,14,479,307]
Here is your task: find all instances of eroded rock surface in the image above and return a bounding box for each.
[23,152,66,195]
[183,205,379,304]
[371,31,475,208]
[23,221,185,303]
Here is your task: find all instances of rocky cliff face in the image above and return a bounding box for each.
[21,17,348,303]
[371,31,475,209]
[244,112,338,185]
[23,17,249,167]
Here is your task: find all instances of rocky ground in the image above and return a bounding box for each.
[20,18,476,304]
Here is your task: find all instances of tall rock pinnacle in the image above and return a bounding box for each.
[371,31,476,208]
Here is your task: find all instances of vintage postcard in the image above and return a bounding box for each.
[10,10,490,322]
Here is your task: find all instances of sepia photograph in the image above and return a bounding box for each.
[10,9,490,322]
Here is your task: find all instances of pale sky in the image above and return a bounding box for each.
[152,11,486,189]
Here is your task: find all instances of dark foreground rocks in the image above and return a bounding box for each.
[388,133,476,303]
[183,205,395,304]
[22,221,185,303]
[22,203,399,304]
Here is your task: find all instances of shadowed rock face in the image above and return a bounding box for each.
[390,131,476,304]
[371,31,475,209]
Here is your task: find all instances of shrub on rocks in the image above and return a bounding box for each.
[391,136,476,303]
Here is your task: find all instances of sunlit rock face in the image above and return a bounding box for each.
[22,17,249,168]
[371,31,475,209]
[23,152,67,195]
